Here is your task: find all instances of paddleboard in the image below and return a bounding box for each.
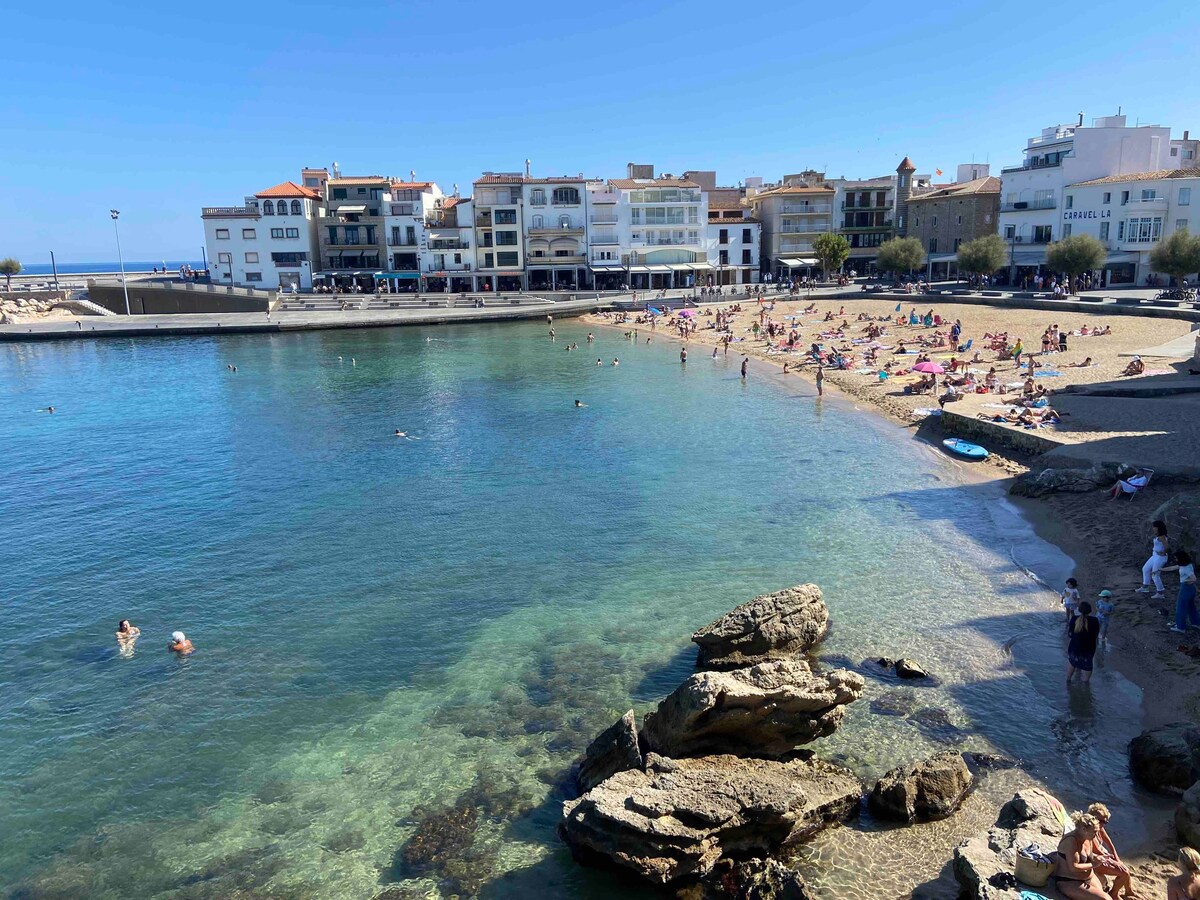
[942,438,989,460]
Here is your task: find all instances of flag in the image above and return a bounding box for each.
[935,168,943,176]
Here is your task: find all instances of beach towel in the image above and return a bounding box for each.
[912,408,942,417]
[1019,893,1050,900]
[1146,368,1175,376]
[1032,371,1062,377]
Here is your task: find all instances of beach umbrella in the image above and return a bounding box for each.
[647,307,662,316]
[678,309,694,318]
[913,361,945,374]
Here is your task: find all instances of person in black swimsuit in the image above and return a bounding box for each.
[1053,812,1109,898]
[1066,601,1101,684]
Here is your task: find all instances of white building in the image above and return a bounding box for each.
[999,114,1196,279]
[201,181,321,291]
[608,175,710,290]
[422,196,476,294]
[377,181,442,293]
[586,182,624,289]
[1062,169,1200,285]
[472,173,526,292]
[705,201,759,285]
[522,177,589,291]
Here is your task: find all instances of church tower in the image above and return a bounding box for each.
[895,156,916,236]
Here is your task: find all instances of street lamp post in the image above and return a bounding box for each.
[110,210,131,315]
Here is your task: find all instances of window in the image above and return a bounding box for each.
[956,215,962,225]
[215,228,229,239]
[552,187,579,205]
[932,216,938,227]
[914,216,920,228]
[245,252,258,263]
[217,252,232,264]
[496,231,518,246]
[554,249,572,257]
[285,227,299,239]
[719,250,729,265]
[454,253,462,264]
[242,228,256,239]
[271,252,307,265]
[1065,195,1073,209]
[245,272,263,282]
[1034,189,1054,206]
[742,228,751,243]
[1126,216,1164,242]
[1173,147,1179,157]
[719,229,728,245]
[688,208,698,224]
[484,253,494,268]
[1102,192,1111,204]
[1063,224,1072,237]
[1121,191,1130,205]
[1100,222,1110,240]
[1118,221,1125,240]
[271,228,284,239]
[263,200,274,215]
[530,189,546,206]
[741,249,752,264]
[496,252,519,266]
[494,209,517,225]
[344,226,360,244]
[532,215,543,229]
[1033,225,1052,242]
[304,177,319,187]
[291,200,302,215]
[332,188,347,200]
[1187,150,1196,160]
[1142,189,1157,200]
[1180,188,1192,206]
[687,230,698,243]
[558,215,571,229]
[953,238,962,251]
[1177,219,1189,232]
[357,187,366,195]
[928,238,938,253]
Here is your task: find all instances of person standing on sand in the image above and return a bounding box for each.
[1168,847,1200,900]
[1136,520,1170,600]
[816,364,824,397]
[1066,601,1100,683]
[1163,550,1198,634]
[1095,590,1116,644]
[1012,337,1024,370]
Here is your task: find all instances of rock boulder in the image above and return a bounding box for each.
[640,659,864,759]
[1008,464,1121,498]
[576,710,643,794]
[1154,491,1200,557]
[895,658,931,680]
[1130,722,1200,794]
[680,858,817,900]
[559,754,861,885]
[692,584,829,670]
[953,788,1069,899]
[1177,780,1200,850]
[867,751,974,823]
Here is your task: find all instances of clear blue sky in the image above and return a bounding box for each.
[3,0,1197,263]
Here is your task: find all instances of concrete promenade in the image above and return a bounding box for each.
[0,295,611,342]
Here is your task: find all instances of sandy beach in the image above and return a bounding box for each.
[585,296,1200,896]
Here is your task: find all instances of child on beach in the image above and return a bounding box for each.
[1061,578,1081,621]
[1095,590,1116,643]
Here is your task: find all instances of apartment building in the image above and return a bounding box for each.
[706,199,759,284]
[377,181,442,293]
[586,181,624,289]
[472,173,526,291]
[422,196,476,293]
[201,180,321,290]
[523,177,589,291]
[829,177,894,273]
[608,175,710,290]
[998,114,1195,278]
[318,175,390,290]
[1062,169,1200,285]
[749,173,835,280]
[907,175,1001,278]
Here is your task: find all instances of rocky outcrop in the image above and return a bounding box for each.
[953,788,1069,899]
[1008,464,1121,498]
[681,858,817,900]
[640,659,864,759]
[576,710,642,793]
[1129,722,1200,794]
[1155,491,1200,557]
[1177,780,1200,849]
[867,751,974,823]
[559,754,861,885]
[895,658,931,680]
[692,584,829,670]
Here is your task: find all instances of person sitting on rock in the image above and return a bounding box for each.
[1086,803,1133,899]
[1052,811,1109,899]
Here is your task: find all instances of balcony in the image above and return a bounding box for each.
[589,234,619,245]
[841,202,891,211]
[475,215,492,227]
[778,204,831,214]
[590,213,619,225]
[387,238,418,246]
[323,238,379,248]
[1001,158,1064,175]
[1125,196,1168,209]
[1000,198,1057,212]
[779,243,814,253]
[203,206,258,218]
[589,191,619,204]
[527,223,583,235]
[1008,235,1053,245]
[630,238,699,248]
[529,254,586,265]
[778,224,833,234]
[428,241,470,251]
[839,222,892,233]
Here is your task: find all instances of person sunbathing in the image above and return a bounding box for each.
[1108,470,1150,499]
[1068,357,1094,367]
[1120,357,1145,376]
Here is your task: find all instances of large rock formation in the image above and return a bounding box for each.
[953,788,1069,899]
[1129,722,1200,794]
[1008,464,1121,498]
[1155,491,1200,557]
[680,858,817,900]
[692,584,829,670]
[640,659,864,759]
[1177,780,1200,849]
[867,751,974,823]
[559,753,861,885]
[576,710,642,794]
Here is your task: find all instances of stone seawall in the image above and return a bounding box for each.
[940,410,1062,455]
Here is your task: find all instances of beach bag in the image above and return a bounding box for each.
[1015,850,1053,887]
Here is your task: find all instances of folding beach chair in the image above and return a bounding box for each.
[1126,468,1154,500]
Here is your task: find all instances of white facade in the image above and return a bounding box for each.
[422,197,476,292]
[705,218,760,284]
[608,178,710,289]
[378,182,442,292]
[201,182,320,290]
[1063,172,1200,284]
[999,114,1193,272]
[523,179,588,290]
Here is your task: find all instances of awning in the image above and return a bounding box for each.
[589,263,624,270]
[638,265,671,273]
[628,265,651,273]
[688,262,714,270]
[928,253,958,263]
[374,271,420,279]
[666,263,696,271]
[1104,252,1141,264]
[777,257,816,267]
[334,205,367,214]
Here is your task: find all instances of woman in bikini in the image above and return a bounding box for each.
[1052,812,1109,898]
[1169,847,1200,900]
[1087,802,1133,899]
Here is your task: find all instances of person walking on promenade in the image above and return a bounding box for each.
[1136,521,1170,600]
[1066,601,1100,683]
[1163,551,1198,634]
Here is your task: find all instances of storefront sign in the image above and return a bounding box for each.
[1063,209,1111,220]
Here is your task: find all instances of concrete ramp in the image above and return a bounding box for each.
[1121,329,1199,359]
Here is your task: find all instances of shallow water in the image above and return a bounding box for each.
[0,321,1149,899]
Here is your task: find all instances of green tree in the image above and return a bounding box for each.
[876,237,925,277]
[812,232,850,281]
[0,258,20,292]
[956,234,1008,282]
[1149,228,1200,288]
[1045,234,1106,294]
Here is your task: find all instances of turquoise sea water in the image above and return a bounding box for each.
[0,321,1150,899]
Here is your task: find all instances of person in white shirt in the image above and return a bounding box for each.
[1163,551,1198,634]
[1061,578,1081,621]
[1135,521,1170,599]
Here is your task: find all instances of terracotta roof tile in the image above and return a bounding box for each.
[608,178,700,189]
[897,156,917,172]
[524,176,590,184]
[388,182,434,190]
[1069,168,1200,186]
[255,181,321,199]
[750,185,835,199]
[709,216,760,224]
[906,176,1001,202]
[474,173,525,184]
[327,176,388,186]
[443,197,463,208]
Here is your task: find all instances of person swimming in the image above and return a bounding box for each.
[115,619,140,642]
[611,358,619,366]
[574,400,587,408]
[168,631,194,654]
